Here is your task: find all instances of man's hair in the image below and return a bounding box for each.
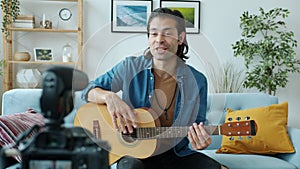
[146,8,189,61]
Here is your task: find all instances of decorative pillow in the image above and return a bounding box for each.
[0,109,45,162]
[216,102,295,154]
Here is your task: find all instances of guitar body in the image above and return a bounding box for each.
[74,103,257,166]
[74,103,158,165]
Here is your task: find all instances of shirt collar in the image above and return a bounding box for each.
[142,53,187,79]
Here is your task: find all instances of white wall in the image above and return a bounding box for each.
[82,0,300,128]
[1,0,300,128]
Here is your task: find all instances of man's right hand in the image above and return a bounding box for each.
[87,88,137,133]
[105,92,138,133]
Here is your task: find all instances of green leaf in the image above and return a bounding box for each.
[232,7,299,95]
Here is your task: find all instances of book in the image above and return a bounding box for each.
[16,15,35,20]
[14,19,34,23]
[12,22,35,28]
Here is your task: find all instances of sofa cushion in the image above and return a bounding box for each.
[202,150,297,169]
[216,102,295,154]
[0,109,45,162]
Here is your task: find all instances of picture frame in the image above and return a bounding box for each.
[160,0,200,34]
[111,0,153,33]
[34,48,53,61]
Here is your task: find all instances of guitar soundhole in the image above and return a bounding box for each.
[121,128,137,143]
[121,134,136,143]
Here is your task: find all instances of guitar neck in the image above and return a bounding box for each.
[85,104,257,141]
[126,126,220,140]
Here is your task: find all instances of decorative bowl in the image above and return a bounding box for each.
[14,52,31,61]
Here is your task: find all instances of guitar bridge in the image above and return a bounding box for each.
[93,120,101,139]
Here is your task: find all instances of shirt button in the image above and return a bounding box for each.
[150,77,153,80]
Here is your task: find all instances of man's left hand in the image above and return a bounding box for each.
[188,122,212,150]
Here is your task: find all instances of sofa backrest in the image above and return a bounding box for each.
[2,89,278,127]
[206,93,278,125]
[1,88,86,127]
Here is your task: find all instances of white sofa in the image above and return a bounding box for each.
[2,89,300,169]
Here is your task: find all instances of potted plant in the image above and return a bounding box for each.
[0,59,3,76]
[1,0,20,37]
[207,61,245,93]
[232,7,300,96]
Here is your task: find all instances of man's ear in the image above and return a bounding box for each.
[178,32,186,45]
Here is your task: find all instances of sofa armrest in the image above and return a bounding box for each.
[1,89,42,115]
[1,89,86,126]
[277,127,300,169]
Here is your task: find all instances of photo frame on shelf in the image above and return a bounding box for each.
[34,48,53,61]
[160,0,200,34]
[111,0,153,33]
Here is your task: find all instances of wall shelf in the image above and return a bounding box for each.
[9,28,79,33]
[2,0,83,91]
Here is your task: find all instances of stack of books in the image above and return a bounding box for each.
[12,15,35,28]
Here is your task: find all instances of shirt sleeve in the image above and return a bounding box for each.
[81,60,125,101]
[196,73,208,124]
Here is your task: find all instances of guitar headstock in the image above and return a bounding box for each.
[220,120,257,138]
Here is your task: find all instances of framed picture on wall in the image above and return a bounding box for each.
[111,0,153,33]
[160,0,201,33]
[34,48,53,61]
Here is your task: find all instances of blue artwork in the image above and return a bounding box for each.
[116,5,147,27]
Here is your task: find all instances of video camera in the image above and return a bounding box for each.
[1,66,110,169]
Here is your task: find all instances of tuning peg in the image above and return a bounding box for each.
[227,117,233,121]
[247,136,252,140]
[238,136,243,140]
[245,116,251,120]
[236,117,241,121]
[229,136,234,141]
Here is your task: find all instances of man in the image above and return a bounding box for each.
[82,7,227,169]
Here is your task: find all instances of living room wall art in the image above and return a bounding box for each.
[111,0,153,33]
[160,0,200,34]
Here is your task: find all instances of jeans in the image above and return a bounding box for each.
[117,149,223,169]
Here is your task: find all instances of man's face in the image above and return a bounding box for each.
[148,17,182,61]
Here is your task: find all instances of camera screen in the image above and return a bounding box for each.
[29,160,71,169]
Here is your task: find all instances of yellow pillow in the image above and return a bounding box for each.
[216,102,295,154]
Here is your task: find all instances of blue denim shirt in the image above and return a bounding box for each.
[81,55,207,156]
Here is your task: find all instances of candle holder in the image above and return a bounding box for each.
[40,20,52,29]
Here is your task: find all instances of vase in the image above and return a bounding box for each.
[16,68,42,88]
[62,43,73,62]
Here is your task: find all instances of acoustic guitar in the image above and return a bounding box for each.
[74,103,257,165]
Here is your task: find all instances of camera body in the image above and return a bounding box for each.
[21,127,109,169]
[17,66,110,169]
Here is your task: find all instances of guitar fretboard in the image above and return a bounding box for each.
[127,126,220,139]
